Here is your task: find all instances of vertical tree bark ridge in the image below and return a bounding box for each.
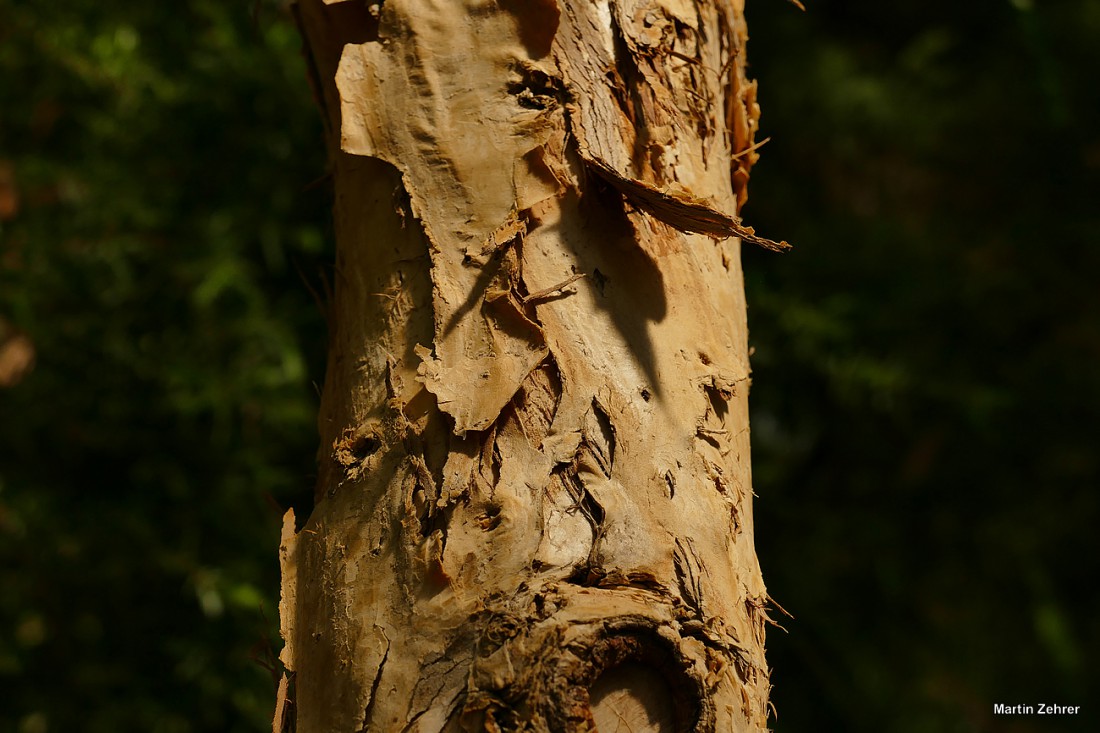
[281,1,774,731]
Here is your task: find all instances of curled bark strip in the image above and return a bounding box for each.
[586,157,791,249]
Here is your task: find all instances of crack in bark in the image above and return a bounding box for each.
[511,358,563,446]
[401,645,471,733]
[673,537,706,618]
[358,632,390,733]
[587,398,618,476]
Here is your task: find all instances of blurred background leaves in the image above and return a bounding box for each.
[744,1,1099,731]
[1,1,325,730]
[0,0,1096,731]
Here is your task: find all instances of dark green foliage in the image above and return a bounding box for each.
[1,0,1097,731]
[744,1,1100,730]
[0,1,325,730]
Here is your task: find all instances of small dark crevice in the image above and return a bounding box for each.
[369,523,390,558]
[399,707,429,733]
[704,382,729,422]
[506,62,564,110]
[598,571,665,594]
[711,473,727,497]
[591,267,609,296]
[578,483,607,582]
[559,465,606,536]
[350,435,380,461]
[604,67,637,128]
[490,441,503,490]
[589,399,617,475]
[423,507,451,548]
[664,470,675,499]
[476,503,502,532]
[413,470,449,541]
[391,182,411,229]
[556,462,607,586]
[413,481,434,538]
[697,461,730,503]
[358,636,390,733]
[565,563,607,588]
[333,426,383,484]
[580,483,606,538]
[697,430,721,450]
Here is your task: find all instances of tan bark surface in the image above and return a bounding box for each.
[280,1,776,730]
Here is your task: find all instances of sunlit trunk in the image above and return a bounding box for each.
[279,1,782,730]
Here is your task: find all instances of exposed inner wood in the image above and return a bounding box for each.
[590,664,675,733]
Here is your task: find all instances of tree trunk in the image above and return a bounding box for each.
[279,1,779,731]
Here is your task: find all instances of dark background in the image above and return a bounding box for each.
[1,1,1096,731]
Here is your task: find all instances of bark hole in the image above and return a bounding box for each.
[476,503,503,532]
[506,63,564,110]
[333,427,382,483]
[336,430,380,463]
[578,631,704,733]
[351,435,380,460]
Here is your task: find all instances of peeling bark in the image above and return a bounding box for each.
[281,1,775,730]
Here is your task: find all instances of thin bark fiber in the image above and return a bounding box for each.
[281,1,775,730]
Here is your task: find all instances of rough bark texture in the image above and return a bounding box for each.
[279,1,775,731]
